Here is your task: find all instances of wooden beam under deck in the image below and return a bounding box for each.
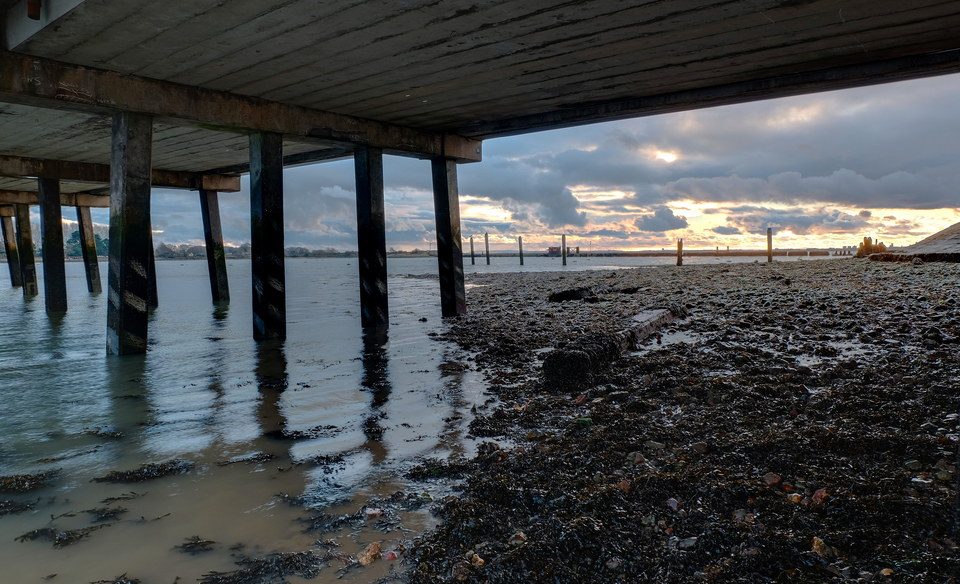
[0,189,109,207]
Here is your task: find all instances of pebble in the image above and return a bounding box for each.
[357,542,382,566]
[762,472,782,487]
[645,440,666,451]
[666,497,680,511]
[677,537,698,550]
[904,459,922,471]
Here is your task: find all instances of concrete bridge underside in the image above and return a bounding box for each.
[0,0,958,353]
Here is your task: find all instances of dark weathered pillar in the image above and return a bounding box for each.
[1,209,21,287]
[76,206,101,294]
[431,158,466,318]
[200,189,230,304]
[767,227,773,263]
[677,238,683,266]
[106,112,153,356]
[147,229,158,309]
[38,178,67,313]
[562,234,567,266]
[249,132,286,340]
[354,146,388,329]
[518,236,524,266]
[484,232,490,265]
[469,235,475,265]
[14,204,37,296]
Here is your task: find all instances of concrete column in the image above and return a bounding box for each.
[354,146,388,329]
[200,189,230,304]
[519,236,524,266]
[469,235,475,265]
[431,158,466,317]
[1,210,22,287]
[249,132,286,340]
[38,178,67,313]
[106,112,153,356]
[14,204,37,296]
[76,206,101,294]
[147,228,158,309]
[562,234,567,266]
[767,227,773,263]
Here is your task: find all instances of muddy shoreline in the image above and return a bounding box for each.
[408,259,960,582]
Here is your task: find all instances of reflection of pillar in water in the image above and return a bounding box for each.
[255,340,288,438]
[361,330,391,463]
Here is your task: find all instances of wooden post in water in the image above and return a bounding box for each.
[200,189,230,304]
[518,236,524,265]
[106,112,153,355]
[561,234,567,266]
[431,158,466,317]
[677,238,683,266]
[767,227,773,263]
[38,177,67,313]
[354,146,388,330]
[250,131,286,340]
[15,204,38,296]
[76,206,101,294]
[484,232,490,265]
[469,235,475,265]
[0,207,21,287]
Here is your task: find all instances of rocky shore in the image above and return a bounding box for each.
[409,259,960,582]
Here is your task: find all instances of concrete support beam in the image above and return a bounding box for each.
[200,189,229,304]
[249,132,285,341]
[106,112,153,356]
[1,211,21,287]
[431,158,466,318]
[76,205,101,294]
[0,154,240,192]
[37,177,67,313]
[0,189,108,207]
[14,202,37,296]
[0,51,481,162]
[354,146,388,330]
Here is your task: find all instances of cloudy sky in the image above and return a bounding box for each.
[104,73,960,252]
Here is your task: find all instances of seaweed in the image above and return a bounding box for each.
[199,551,323,584]
[91,574,140,584]
[0,470,58,493]
[175,535,216,555]
[0,498,35,516]
[92,460,194,483]
[16,524,109,547]
[84,506,128,522]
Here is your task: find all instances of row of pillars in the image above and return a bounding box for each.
[103,113,465,355]
[467,234,576,266]
[676,227,776,265]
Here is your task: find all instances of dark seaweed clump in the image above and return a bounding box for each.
[85,506,128,522]
[91,574,140,584]
[0,498,35,516]
[16,524,109,547]
[199,551,323,583]
[92,459,194,483]
[176,535,217,555]
[0,470,57,493]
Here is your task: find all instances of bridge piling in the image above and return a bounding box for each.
[354,146,388,330]
[76,206,101,294]
[469,235,475,265]
[1,207,21,287]
[38,178,67,313]
[106,112,153,356]
[562,234,567,266]
[767,228,773,263]
[14,203,37,296]
[200,189,230,304]
[519,236,524,265]
[147,229,158,309]
[484,233,490,265]
[431,158,466,317]
[249,132,286,341]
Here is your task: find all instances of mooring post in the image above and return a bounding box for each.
[431,158,466,317]
[354,146,388,330]
[0,208,22,287]
[249,132,286,340]
[199,189,230,304]
[677,238,683,266]
[767,227,773,263]
[76,206,102,294]
[562,234,567,266]
[519,236,524,265]
[469,235,475,265]
[38,178,67,313]
[484,233,490,265]
[106,112,154,356]
[14,204,38,296]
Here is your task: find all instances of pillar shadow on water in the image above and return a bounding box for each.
[256,339,289,441]
[360,328,390,465]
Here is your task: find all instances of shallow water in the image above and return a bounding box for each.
[0,253,841,582]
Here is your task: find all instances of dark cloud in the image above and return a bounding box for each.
[635,206,688,232]
[711,226,742,235]
[725,206,870,235]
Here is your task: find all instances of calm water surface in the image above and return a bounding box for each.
[0,253,819,582]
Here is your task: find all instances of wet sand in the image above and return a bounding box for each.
[409,259,960,582]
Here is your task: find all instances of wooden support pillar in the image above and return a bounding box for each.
[14,204,37,296]
[249,132,286,340]
[562,234,567,266]
[354,146,388,330]
[38,178,67,313]
[431,158,466,318]
[106,112,153,356]
[767,227,773,263]
[469,235,475,265]
[146,230,158,309]
[1,213,21,287]
[519,236,524,265]
[200,189,230,304]
[76,206,101,294]
[677,238,683,266]
[484,233,490,265]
